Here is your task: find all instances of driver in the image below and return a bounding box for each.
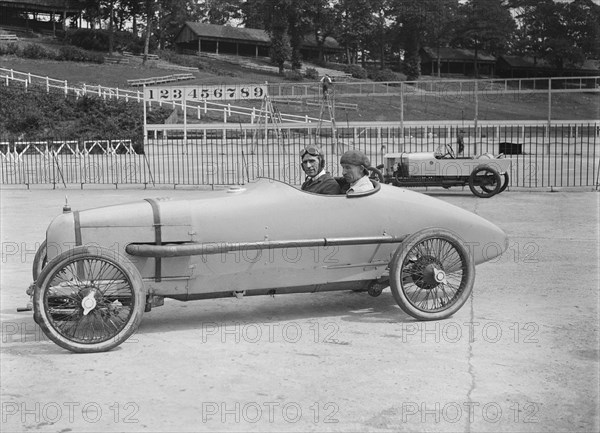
[300,146,341,194]
[340,149,374,194]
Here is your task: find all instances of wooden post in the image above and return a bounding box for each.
[142,85,147,146]
[400,82,404,138]
[474,80,479,154]
[548,78,552,131]
[183,91,187,145]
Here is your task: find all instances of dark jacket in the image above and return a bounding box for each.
[301,173,341,195]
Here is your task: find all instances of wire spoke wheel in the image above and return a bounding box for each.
[390,229,475,320]
[34,246,144,353]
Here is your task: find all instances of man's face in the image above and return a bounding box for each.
[302,155,320,177]
[342,164,363,184]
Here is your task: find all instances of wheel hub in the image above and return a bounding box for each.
[80,287,99,316]
[410,255,446,290]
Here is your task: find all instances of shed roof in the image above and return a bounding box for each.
[180,22,340,50]
[499,55,551,68]
[183,22,270,44]
[0,0,82,12]
[420,47,496,62]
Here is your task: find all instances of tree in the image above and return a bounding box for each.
[287,1,311,70]
[365,0,389,69]
[142,0,154,64]
[155,0,202,50]
[389,0,430,76]
[454,0,516,76]
[421,0,460,78]
[334,0,375,64]
[304,0,337,63]
[239,0,267,28]
[510,0,600,70]
[121,0,143,36]
[199,0,243,25]
[107,0,115,54]
[262,0,292,74]
[565,0,600,60]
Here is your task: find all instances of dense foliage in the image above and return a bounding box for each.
[0,83,170,150]
[0,42,105,63]
[65,28,155,54]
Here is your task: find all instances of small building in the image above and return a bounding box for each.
[420,47,497,76]
[0,0,83,32]
[174,22,342,61]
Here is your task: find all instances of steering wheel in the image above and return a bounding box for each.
[443,144,456,159]
[367,166,383,182]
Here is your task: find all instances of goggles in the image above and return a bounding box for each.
[300,146,322,158]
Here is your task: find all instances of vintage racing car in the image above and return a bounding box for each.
[380,144,511,198]
[27,178,508,353]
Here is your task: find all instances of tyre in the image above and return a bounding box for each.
[499,172,509,193]
[482,172,509,195]
[33,246,145,353]
[389,228,475,320]
[32,240,48,281]
[469,165,501,198]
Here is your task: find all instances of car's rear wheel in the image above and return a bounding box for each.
[469,166,501,198]
[499,172,509,193]
[481,172,509,194]
[389,229,475,320]
[33,246,145,353]
[32,240,48,281]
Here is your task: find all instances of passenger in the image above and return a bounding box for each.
[300,146,342,195]
[340,149,374,194]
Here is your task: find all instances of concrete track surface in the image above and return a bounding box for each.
[0,186,598,432]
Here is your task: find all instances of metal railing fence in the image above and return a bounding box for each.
[1,123,598,188]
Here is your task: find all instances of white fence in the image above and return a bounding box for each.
[0,68,323,124]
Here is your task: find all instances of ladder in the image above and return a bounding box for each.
[252,95,285,154]
[316,90,341,153]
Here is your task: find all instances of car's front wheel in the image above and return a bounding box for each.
[33,246,145,353]
[32,240,48,281]
[389,229,475,320]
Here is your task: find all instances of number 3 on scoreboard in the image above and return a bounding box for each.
[171,88,182,100]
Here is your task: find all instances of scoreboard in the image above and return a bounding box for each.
[144,84,268,102]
